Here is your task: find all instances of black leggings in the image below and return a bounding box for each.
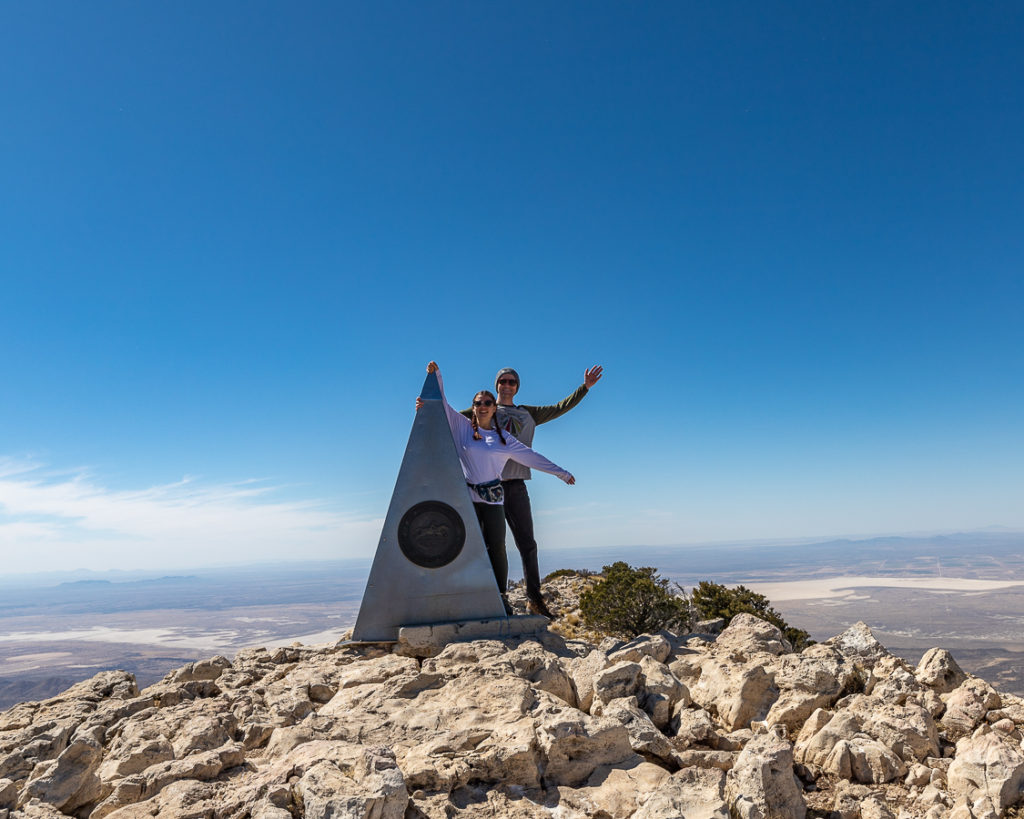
[501,479,541,600]
[474,502,508,594]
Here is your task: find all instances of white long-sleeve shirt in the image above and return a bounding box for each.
[436,372,573,504]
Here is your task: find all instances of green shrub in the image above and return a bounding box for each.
[690,580,814,650]
[580,562,689,639]
[543,568,596,582]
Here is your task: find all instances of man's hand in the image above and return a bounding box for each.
[427,361,439,373]
[584,365,603,389]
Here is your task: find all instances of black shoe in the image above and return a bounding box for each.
[527,596,556,619]
[501,595,514,616]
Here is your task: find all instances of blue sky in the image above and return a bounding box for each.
[1,2,1022,574]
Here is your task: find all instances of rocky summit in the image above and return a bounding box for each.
[2,609,1024,818]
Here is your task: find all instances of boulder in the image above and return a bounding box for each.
[567,649,610,713]
[503,641,577,707]
[0,779,17,810]
[868,655,925,705]
[947,727,1024,814]
[535,709,639,787]
[795,710,909,783]
[763,645,847,731]
[168,656,232,683]
[97,735,174,780]
[595,697,679,767]
[725,728,806,818]
[592,661,644,706]
[19,738,102,813]
[943,678,1001,739]
[827,622,890,670]
[845,694,940,763]
[916,648,967,694]
[823,736,907,783]
[556,760,672,818]
[638,655,689,730]
[633,766,729,818]
[608,633,672,665]
[671,705,718,749]
[690,656,777,731]
[296,745,407,819]
[716,613,792,659]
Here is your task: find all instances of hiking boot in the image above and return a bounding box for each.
[527,596,556,619]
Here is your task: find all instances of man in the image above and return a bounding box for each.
[479,364,603,618]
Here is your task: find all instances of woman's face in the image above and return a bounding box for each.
[473,392,496,426]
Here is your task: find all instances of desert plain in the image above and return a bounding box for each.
[1,531,1022,710]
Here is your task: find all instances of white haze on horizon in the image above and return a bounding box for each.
[0,459,382,575]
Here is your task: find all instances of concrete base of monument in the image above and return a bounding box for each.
[394,615,550,658]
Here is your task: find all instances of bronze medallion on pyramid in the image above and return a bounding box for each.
[397,500,466,568]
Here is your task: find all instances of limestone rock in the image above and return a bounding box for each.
[827,622,891,670]
[592,660,644,706]
[726,728,806,818]
[597,697,679,766]
[868,655,926,705]
[861,793,897,819]
[11,799,67,818]
[672,704,718,749]
[567,648,609,713]
[535,709,639,787]
[795,710,909,783]
[168,655,231,683]
[19,738,102,813]
[504,641,578,707]
[824,735,907,783]
[297,745,408,819]
[943,678,1002,739]
[916,648,967,694]
[0,779,16,811]
[667,651,704,684]
[97,734,174,781]
[690,656,777,731]
[607,633,672,665]
[556,760,671,818]
[1,618,1023,819]
[947,728,1024,814]
[338,653,419,688]
[638,655,689,730]
[716,613,792,659]
[764,644,847,731]
[845,694,940,763]
[633,766,729,819]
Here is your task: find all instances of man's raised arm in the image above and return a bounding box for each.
[522,365,603,426]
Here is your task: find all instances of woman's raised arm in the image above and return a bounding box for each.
[421,361,473,441]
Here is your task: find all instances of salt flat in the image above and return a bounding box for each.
[2,534,1024,707]
[742,575,1024,601]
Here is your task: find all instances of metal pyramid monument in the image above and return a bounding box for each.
[352,370,507,641]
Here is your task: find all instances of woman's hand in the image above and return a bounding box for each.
[563,473,576,485]
[426,361,439,373]
[415,397,424,412]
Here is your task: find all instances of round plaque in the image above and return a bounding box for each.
[397,501,466,568]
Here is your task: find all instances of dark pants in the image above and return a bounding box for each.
[501,479,542,601]
[474,502,508,593]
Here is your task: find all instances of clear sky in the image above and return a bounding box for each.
[1,2,1022,575]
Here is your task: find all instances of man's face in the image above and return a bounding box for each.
[496,375,518,403]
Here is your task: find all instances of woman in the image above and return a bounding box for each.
[418,361,575,616]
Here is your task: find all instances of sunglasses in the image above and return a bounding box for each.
[473,399,495,407]
[497,378,518,385]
